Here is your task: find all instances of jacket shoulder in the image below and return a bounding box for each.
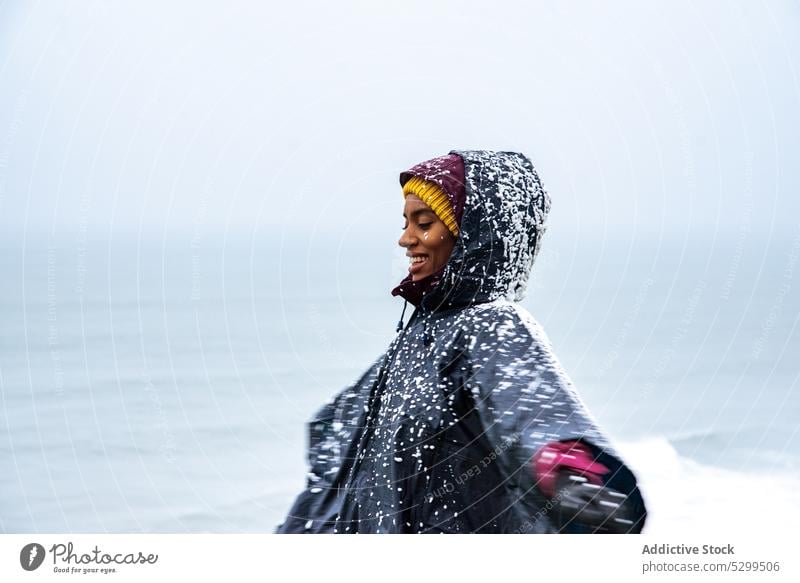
[453,300,549,347]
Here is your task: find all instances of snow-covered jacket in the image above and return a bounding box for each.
[277,150,647,533]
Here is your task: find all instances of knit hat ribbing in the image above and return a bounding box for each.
[402,176,460,236]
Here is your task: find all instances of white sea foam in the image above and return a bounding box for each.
[618,438,800,536]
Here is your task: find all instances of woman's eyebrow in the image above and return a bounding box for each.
[402,208,435,219]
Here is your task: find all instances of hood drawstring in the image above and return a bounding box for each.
[394,296,432,345]
[395,299,408,333]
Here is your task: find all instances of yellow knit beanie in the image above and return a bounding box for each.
[402,176,459,237]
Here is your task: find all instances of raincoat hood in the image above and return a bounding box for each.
[393,150,551,311]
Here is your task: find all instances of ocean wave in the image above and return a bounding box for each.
[665,424,799,472]
[617,437,800,535]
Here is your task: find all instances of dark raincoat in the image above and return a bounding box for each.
[277,150,647,533]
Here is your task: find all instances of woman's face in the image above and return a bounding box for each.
[398,194,456,281]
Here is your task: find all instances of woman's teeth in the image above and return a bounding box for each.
[410,256,427,264]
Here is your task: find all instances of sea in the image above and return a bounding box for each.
[1,229,798,535]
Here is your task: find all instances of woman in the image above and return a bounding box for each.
[277,150,647,533]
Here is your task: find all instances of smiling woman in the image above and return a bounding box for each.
[277,150,647,534]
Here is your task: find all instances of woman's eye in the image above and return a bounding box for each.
[419,222,433,230]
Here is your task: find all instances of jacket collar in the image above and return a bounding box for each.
[390,266,445,308]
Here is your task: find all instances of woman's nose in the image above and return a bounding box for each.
[398,227,416,248]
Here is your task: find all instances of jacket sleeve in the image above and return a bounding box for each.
[453,303,647,533]
[532,439,647,533]
[275,354,383,533]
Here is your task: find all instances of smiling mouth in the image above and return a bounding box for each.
[408,254,429,273]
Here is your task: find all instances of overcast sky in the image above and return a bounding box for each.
[1,0,798,247]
